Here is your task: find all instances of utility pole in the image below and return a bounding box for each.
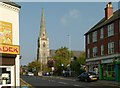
[67,34,71,63]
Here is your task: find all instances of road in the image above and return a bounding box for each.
[21,75,120,88]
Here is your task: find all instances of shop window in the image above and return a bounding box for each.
[0,67,11,86]
[103,64,115,80]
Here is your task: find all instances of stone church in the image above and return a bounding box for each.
[37,8,50,65]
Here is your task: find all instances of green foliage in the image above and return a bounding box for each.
[70,51,86,75]
[42,64,51,72]
[77,51,86,65]
[70,57,81,75]
[53,47,72,74]
[28,60,41,73]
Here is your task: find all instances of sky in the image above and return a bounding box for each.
[18,2,119,65]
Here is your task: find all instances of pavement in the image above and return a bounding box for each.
[20,78,33,88]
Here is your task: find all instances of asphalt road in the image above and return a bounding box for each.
[21,75,120,88]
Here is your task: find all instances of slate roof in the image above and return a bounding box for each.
[1,0,21,8]
[85,9,120,35]
[50,49,83,58]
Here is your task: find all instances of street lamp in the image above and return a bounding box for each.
[67,34,71,63]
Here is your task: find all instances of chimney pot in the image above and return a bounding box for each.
[105,2,113,19]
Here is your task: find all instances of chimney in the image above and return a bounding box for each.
[105,2,113,19]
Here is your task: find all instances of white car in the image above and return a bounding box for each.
[27,72,34,76]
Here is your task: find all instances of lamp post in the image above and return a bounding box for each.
[67,34,71,64]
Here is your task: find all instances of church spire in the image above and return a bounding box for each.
[37,8,50,65]
[40,8,47,38]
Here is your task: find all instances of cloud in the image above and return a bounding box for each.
[60,9,80,25]
[69,9,80,18]
[60,16,67,25]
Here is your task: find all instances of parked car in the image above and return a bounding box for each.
[78,72,98,82]
[27,72,34,76]
[62,70,69,77]
[43,72,51,76]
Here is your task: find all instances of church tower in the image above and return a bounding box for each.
[37,8,50,65]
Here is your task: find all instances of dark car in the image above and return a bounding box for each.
[62,71,69,77]
[43,72,51,76]
[78,72,98,82]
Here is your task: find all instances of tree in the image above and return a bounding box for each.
[47,59,55,68]
[77,51,86,65]
[53,47,73,75]
[28,60,41,75]
[70,57,81,75]
[70,51,86,75]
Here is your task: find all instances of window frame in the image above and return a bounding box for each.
[87,49,90,58]
[101,45,104,55]
[108,23,114,37]
[93,46,98,57]
[100,28,104,39]
[92,31,97,42]
[87,34,90,44]
[119,19,120,32]
[108,42,114,54]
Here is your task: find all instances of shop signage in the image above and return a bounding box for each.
[0,44,20,55]
[101,59,113,64]
[0,21,12,44]
[86,61,100,65]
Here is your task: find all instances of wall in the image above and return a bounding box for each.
[0,2,20,86]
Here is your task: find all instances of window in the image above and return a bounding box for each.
[119,40,120,51]
[87,49,90,58]
[100,28,104,39]
[0,66,12,86]
[43,42,46,47]
[87,34,90,44]
[119,20,120,32]
[44,53,45,56]
[108,42,114,54]
[43,33,45,36]
[92,31,97,42]
[108,23,114,37]
[101,45,104,55]
[93,47,98,57]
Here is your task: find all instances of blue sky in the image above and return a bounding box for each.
[18,2,118,65]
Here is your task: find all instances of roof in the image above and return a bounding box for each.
[2,1,21,8]
[85,9,120,35]
[50,49,83,58]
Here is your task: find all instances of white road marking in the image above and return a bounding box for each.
[51,80,55,82]
[73,84,81,86]
[58,82,68,85]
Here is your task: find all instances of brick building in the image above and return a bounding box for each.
[85,2,120,82]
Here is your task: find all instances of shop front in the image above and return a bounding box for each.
[0,45,20,88]
[100,58,120,82]
[86,60,100,75]
[0,2,21,87]
[115,58,120,82]
[100,63,115,80]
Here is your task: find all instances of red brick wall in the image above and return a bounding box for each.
[86,19,119,59]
